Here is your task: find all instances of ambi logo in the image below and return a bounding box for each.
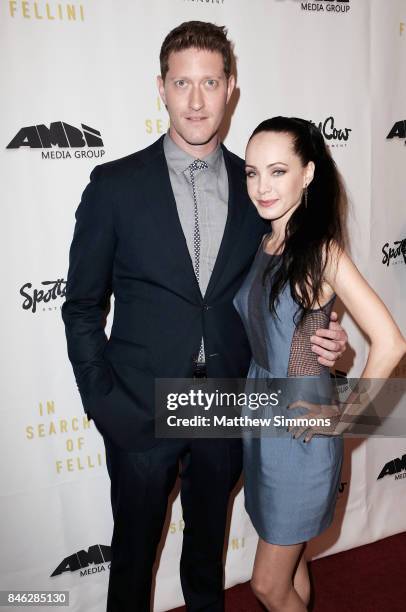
[6,122,105,160]
[377,454,406,480]
[387,120,406,145]
[51,545,111,577]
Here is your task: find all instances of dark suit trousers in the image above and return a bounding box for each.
[100,429,243,612]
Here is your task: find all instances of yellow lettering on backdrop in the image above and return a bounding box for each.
[48,421,56,435]
[55,453,104,474]
[25,416,92,438]
[9,1,85,20]
[9,1,18,17]
[66,4,75,20]
[33,2,42,18]
[46,3,55,20]
[22,1,30,18]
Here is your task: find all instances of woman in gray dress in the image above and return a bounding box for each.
[233,117,406,611]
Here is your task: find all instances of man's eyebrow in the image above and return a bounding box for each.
[168,75,225,80]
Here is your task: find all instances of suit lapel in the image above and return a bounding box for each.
[204,144,247,300]
[139,137,249,303]
[142,137,202,303]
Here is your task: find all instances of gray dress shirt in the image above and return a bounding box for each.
[163,132,229,296]
[163,132,229,362]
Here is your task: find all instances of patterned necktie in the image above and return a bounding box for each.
[188,159,208,285]
[188,159,208,362]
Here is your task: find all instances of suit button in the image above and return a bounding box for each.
[203,304,211,310]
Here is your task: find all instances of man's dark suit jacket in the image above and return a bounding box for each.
[62,135,268,450]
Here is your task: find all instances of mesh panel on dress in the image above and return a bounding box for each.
[287,309,330,376]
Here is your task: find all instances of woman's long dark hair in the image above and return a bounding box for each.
[248,116,348,319]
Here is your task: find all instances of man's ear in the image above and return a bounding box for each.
[226,74,236,104]
[157,75,166,106]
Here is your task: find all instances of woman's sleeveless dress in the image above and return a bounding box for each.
[233,237,343,545]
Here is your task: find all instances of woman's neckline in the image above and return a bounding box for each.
[262,233,283,257]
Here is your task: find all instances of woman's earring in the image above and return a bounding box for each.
[304,184,308,209]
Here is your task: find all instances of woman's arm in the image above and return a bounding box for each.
[288,245,406,441]
[325,246,406,377]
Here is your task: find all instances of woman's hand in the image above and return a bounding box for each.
[287,399,346,442]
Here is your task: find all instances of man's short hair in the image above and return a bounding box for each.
[160,21,233,80]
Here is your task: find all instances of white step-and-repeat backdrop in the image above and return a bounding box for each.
[1,1,405,610]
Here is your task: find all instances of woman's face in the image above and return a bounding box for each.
[245,130,314,222]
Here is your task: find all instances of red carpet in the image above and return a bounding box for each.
[170,531,406,611]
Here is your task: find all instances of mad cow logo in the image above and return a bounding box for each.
[6,122,105,160]
[310,116,352,148]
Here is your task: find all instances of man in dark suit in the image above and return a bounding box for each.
[62,21,347,612]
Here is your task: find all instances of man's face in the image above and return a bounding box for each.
[157,47,235,151]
